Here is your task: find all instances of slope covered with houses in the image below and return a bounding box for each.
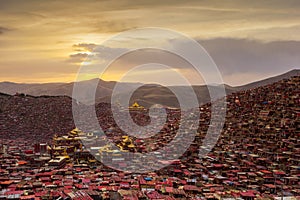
[0,75,299,199]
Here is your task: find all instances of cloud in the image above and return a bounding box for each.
[70,38,300,85]
[198,38,300,84]
[69,43,129,65]
[0,26,10,34]
[73,43,97,52]
[92,20,137,34]
[72,43,129,60]
[67,53,89,63]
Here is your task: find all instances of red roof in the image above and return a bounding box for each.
[5,190,23,195]
[173,169,182,173]
[0,180,14,185]
[263,184,276,189]
[260,170,272,174]
[273,171,285,175]
[20,195,36,199]
[213,164,224,168]
[120,182,130,188]
[18,160,28,165]
[146,191,164,199]
[240,191,256,198]
[183,170,191,175]
[165,187,173,193]
[183,185,199,191]
[64,185,73,189]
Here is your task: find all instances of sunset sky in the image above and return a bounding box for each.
[0,0,299,85]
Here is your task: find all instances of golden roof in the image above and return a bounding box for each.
[129,102,144,109]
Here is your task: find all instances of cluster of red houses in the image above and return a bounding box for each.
[0,75,299,199]
[0,94,75,143]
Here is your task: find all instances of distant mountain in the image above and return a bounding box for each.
[0,69,299,108]
[96,69,300,107]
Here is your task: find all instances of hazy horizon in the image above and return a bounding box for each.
[0,68,299,87]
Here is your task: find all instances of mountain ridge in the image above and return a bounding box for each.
[0,69,299,108]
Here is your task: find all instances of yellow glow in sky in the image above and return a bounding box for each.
[0,0,299,85]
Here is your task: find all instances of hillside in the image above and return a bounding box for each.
[0,79,142,105]
[0,94,75,142]
[0,74,298,145]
